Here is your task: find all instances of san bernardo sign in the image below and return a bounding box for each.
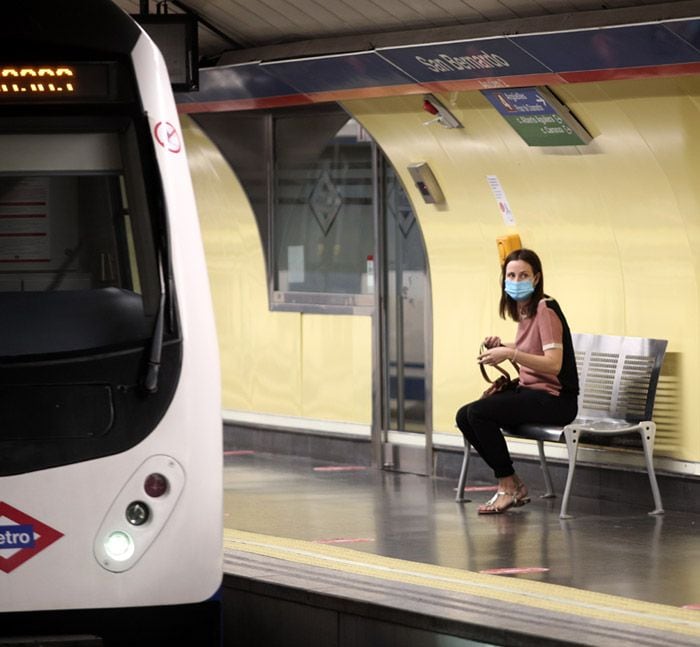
[378,37,550,83]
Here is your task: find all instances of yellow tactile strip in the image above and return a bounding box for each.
[224,528,700,640]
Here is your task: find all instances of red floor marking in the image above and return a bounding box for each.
[314,537,375,544]
[461,485,499,492]
[224,450,255,456]
[682,603,700,610]
[313,466,367,472]
[479,567,550,575]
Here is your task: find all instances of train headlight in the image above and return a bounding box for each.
[125,501,150,526]
[104,530,134,562]
[95,456,184,572]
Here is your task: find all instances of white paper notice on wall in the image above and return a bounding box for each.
[486,175,516,226]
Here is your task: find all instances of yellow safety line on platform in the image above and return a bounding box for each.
[224,528,700,639]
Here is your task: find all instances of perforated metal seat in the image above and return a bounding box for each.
[456,333,668,518]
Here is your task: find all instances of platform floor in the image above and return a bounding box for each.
[223,450,700,645]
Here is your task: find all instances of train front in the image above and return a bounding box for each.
[0,1,222,642]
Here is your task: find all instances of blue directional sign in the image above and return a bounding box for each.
[482,87,592,146]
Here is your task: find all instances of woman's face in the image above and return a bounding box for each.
[505,259,539,285]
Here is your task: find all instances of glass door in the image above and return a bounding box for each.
[375,156,432,475]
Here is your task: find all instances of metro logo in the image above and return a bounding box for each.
[0,524,35,548]
[0,502,63,573]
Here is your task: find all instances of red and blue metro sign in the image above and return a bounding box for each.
[0,501,63,573]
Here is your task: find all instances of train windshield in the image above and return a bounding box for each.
[0,119,160,358]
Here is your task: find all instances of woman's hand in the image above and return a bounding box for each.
[478,345,513,366]
[482,336,502,349]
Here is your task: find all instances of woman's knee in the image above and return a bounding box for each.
[455,403,471,431]
[464,398,488,425]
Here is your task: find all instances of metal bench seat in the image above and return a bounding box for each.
[456,333,668,519]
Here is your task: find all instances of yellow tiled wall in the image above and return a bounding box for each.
[182,117,372,423]
[345,76,699,461]
[183,73,700,463]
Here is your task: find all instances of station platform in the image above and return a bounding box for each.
[222,449,700,646]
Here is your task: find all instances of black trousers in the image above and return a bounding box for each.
[455,387,577,479]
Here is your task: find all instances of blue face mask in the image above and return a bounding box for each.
[504,279,535,301]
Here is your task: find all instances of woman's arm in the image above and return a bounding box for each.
[478,345,563,375]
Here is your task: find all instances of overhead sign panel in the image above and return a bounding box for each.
[513,24,700,80]
[665,18,700,50]
[175,17,700,111]
[261,52,416,94]
[134,13,199,91]
[378,38,555,87]
[482,87,592,146]
[177,63,301,105]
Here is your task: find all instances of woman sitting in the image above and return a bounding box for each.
[455,248,579,514]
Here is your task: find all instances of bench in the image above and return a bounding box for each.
[455,333,668,518]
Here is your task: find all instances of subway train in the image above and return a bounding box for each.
[0,2,221,645]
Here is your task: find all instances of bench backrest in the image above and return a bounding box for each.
[572,333,668,423]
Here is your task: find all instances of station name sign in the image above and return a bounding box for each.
[379,39,549,83]
[415,50,510,74]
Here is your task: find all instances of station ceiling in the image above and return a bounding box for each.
[114,0,700,65]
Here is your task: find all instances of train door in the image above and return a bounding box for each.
[375,155,433,475]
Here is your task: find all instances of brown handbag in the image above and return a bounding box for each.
[479,344,520,398]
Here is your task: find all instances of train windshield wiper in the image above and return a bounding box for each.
[142,252,165,394]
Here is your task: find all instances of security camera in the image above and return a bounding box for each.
[422,94,463,129]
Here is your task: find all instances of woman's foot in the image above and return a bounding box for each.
[512,477,530,507]
[477,476,530,514]
[477,490,518,514]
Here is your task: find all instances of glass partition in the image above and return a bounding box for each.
[272,116,375,311]
[380,164,430,435]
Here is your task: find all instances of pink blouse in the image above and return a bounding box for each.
[515,298,564,396]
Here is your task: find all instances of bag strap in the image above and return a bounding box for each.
[478,343,520,384]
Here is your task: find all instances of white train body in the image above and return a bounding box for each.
[0,0,221,635]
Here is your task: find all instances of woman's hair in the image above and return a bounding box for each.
[499,248,544,321]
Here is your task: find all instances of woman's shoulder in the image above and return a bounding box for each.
[537,297,565,318]
[537,296,558,310]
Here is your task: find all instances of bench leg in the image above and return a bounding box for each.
[640,422,664,515]
[560,426,579,519]
[455,445,471,503]
[537,440,556,498]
